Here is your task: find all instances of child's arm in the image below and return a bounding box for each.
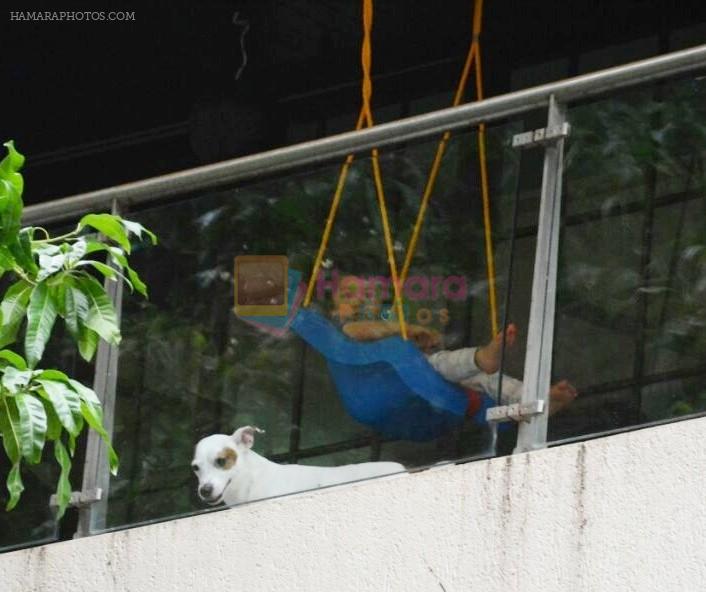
[342,321,441,351]
[342,320,401,341]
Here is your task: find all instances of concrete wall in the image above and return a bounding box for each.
[2,417,706,592]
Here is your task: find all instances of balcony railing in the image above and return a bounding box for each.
[3,43,706,550]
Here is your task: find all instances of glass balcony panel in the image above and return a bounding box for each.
[89,117,540,533]
[549,74,706,441]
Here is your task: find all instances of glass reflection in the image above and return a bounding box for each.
[102,120,527,530]
[551,76,706,440]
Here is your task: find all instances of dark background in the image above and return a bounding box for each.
[3,0,706,204]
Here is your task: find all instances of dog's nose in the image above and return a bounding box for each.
[199,484,214,498]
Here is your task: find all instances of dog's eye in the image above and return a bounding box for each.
[215,458,226,468]
[191,464,199,473]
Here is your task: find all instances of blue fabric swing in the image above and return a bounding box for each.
[291,308,497,441]
[237,0,502,441]
[243,271,496,441]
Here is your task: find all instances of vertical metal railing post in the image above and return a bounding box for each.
[514,95,568,453]
[75,199,124,536]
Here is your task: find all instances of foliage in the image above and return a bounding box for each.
[0,141,155,518]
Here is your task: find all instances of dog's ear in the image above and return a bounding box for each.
[232,426,264,449]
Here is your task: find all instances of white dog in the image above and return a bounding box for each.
[192,426,405,506]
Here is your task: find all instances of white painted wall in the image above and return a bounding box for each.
[2,417,706,592]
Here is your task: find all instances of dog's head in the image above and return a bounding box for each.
[191,425,263,505]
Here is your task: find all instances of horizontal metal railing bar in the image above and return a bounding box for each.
[22,44,706,226]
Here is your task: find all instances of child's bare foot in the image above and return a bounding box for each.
[548,380,578,415]
[474,324,517,374]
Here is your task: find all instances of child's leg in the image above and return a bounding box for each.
[426,347,483,383]
[426,324,516,383]
[473,324,516,375]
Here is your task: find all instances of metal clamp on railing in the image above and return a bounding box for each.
[512,122,571,149]
[49,488,102,510]
[486,400,546,424]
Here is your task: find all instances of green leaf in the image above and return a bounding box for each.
[77,257,138,294]
[76,274,121,345]
[84,240,110,257]
[36,244,65,281]
[8,229,38,275]
[1,367,33,394]
[5,463,24,511]
[15,392,47,464]
[42,399,62,441]
[88,244,148,297]
[108,247,147,297]
[76,260,117,280]
[68,432,77,456]
[0,141,25,195]
[0,396,21,463]
[24,283,58,368]
[124,267,146,297]
[0,187,23,246]
[36,369,71,383]
[108,446,119,475]
[62,286,78,336]
[0,246,16,272]
[63,281,89,340]
[0,143,25,247]
[119,218,157,245]
[64,239,87,266]
[0,280,32,349]
[79,400,118,475]
[68,378,101,408]
[76,322,98,361]
[83,241,144,291]
[50,282,67,318]
[74,413,84,435]
[35,243,60,256]
[69,379,117,473]
[36,379,80,436]
[53,440,72,520]
[78,214,131,254]
[0,349,28,370]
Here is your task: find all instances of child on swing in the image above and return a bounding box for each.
[332,275,577,416]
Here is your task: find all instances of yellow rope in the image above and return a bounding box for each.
[304,0,408,339]
[305,0,496,340]
[399,46,475,285]
[360,0,408,338]
[472,35,499,336]
[399,0,498,338]
[303,107,366,307]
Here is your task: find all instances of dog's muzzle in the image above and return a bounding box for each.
[198,480,231,505]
